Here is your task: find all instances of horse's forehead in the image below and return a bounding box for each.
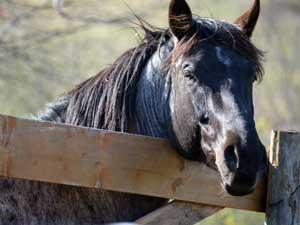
[212,46,253,71]
[215,47,232,67]
[185,44,251,68]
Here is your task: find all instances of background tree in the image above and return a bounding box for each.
[1,0,299,224]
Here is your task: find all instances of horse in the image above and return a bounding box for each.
[0,0,267,224]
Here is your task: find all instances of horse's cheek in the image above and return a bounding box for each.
[171,93,197,151]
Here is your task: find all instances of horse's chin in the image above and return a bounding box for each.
[203,153,254,196]
[218,169,257,196]
[223,183,255,196]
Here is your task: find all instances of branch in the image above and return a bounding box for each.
[52,0,130,24]
[0,24,92,54]
[0,3,52,38]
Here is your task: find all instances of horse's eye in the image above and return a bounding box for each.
[183,70,195,80]
[182,62,196,80]
[183,69,191,76]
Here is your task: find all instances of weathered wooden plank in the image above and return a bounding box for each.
[266,131,300,225]
[135,201,222,225]
[0,114,266,212]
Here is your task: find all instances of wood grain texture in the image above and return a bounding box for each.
[0,114,266,212]
[266,131,300,225]
[135,201,222,225]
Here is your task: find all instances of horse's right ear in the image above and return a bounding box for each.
[234,0,260,38]
[168,0,194,42]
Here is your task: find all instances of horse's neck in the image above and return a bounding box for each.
[37,40,174,139]
[133,41,173,138]
[30,41,173,223]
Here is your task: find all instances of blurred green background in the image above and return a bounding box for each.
[0,0,299,224]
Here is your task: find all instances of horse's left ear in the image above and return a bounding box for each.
[234,0,260,38]
[168,0,195,41]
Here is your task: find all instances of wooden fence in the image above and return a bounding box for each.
[0,114,299,225]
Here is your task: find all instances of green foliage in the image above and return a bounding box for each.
[198,209,265,225]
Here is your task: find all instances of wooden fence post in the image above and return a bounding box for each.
[266,131,300,225]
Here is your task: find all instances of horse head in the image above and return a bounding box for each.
[166,0,267,196]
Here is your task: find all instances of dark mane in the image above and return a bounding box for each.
[65,16,264,132]
[66,23,171,131]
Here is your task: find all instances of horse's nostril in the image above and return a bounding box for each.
[200,115,210,125]
[224,145,238,172]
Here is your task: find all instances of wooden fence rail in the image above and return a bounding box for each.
[0,114,266,213]
[1,113,299,225]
